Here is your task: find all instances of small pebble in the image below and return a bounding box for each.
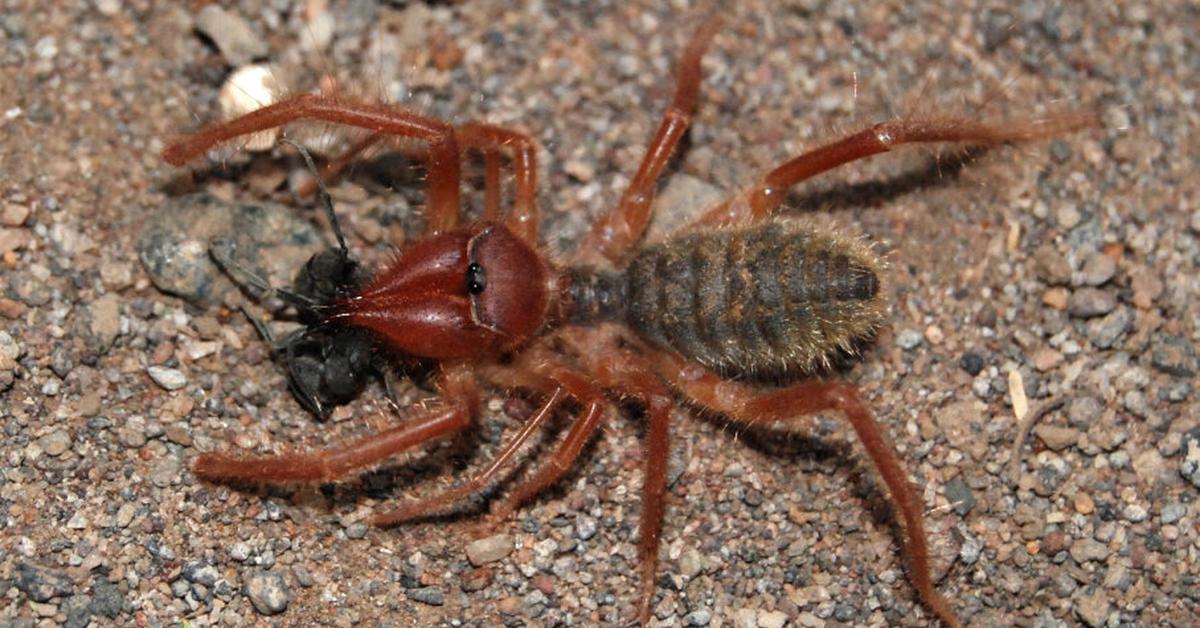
[229,542,252,562]
[896,329,923,350]
[1076,252,1116,286]
[679,548,704,578]
[1150,335,1197,377]
[1034,424,1079,451]
[1069,539,1109,563]
[245,571,290,615]
[1,202,29,226]
[1074,493,1095,515]
[1087,307,1132,349]
[1123,504,1148,522]
[575,514,597,541]
[408,586,445,606]
[146,366,187,390]
[1074,589,1110,627]
[344,523,368,539]
[115,504,136,528]
[37,430,71,457]
[1033,244,1072,285]
[15,562,74,602]
[182,560,219,587]
[959,351,984,376]
[195,5,269,65]
[1160,503,1186,524]
[1032,348,1063,372]
[465,534,514,566]
[686,609,712,626]
[943,477,975,515]
[1068,288,1116,318]
[1056,204,1081,230]
[758,610,788,628]
[1179,429,1200,489]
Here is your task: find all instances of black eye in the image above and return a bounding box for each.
[466,263,487,294]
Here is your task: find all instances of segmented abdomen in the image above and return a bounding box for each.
[623,221,886,375]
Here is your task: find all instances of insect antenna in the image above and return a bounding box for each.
[280,138,349,258]
[209,239,321,312]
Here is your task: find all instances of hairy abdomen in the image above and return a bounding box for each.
[569,221,887,375]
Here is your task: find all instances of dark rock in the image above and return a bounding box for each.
[944,477,975,515]
[959,351,985,376]
[408,586,445,606]
[89,578,124,618]
[1151,335,1197,378]
[1068,288,1116,318]
[15,561,74,602]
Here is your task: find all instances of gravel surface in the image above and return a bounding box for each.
[2,1,1198,626]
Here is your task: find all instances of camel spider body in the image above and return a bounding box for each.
[164,17,1093,626]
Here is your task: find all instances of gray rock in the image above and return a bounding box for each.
[138,195,322,305]
[63,593,92,628]
[1066,396,1103,429]
[344,522,368,539]
[15,561,74,602]
[1150,334,1197,377]
[1076,252,1116,286]
[575,514,597,541]
[245,571,290,615]
[146,366,187,391]
[89,578,123,618]
[1068,288,1116,318]
[1069,539,1109,563]
[407,586,445,606]
[1181,428,1200,489]
[183,560,219,587]
[37,430,71,456]
[679,548,704,579]
[76,294,121,356]
[1033,244,1072,285]
[943,477,975,515]
[896,329,923,350]
[1086,307,1131,349]
[1161,503,1186,524]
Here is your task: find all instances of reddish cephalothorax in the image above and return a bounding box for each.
[329,223,552,360]
[165,16,1094,627]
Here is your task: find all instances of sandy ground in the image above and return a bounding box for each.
[1,1,1198,626]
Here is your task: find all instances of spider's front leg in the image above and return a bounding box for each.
[192,364,479,485]
[648,351,962,628]
[296,120,541,244]
[162,93,465,236]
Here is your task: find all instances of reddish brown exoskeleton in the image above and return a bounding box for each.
[164,16,1094,626]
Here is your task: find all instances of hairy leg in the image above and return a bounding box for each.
[572,334,677,624]
[649,352,961,628]
[575,16,722,265]
[692,110,1098,229]
[192,364,479,484]
[162,93,464,236]
[479,362,608,526]
[456,121,539,245]
[372,360,595,526]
